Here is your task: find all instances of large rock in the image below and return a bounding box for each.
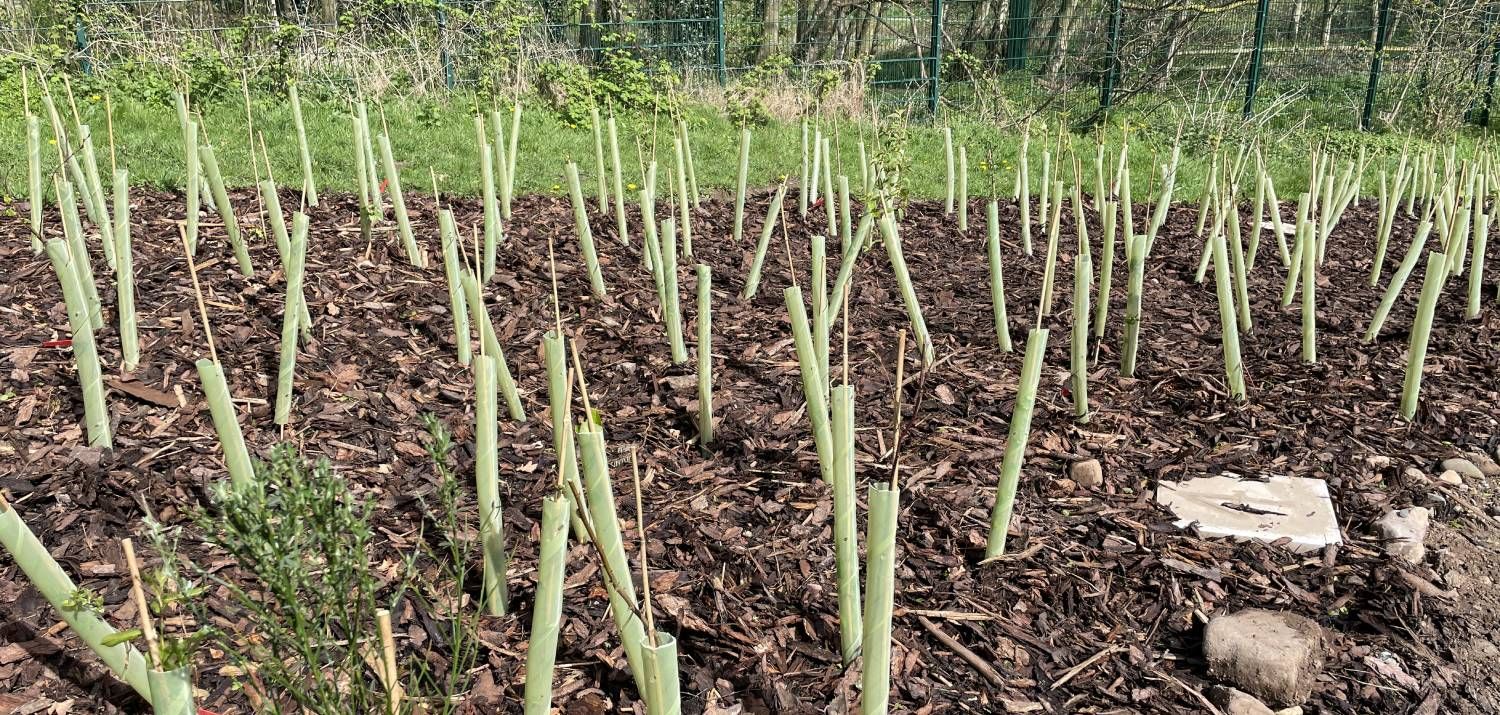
[1374,507,1431,564]
[1070,459,1103,488]
[1204,610,1326,706]
[1440,458,1484,481]
[1209,687,1276,715]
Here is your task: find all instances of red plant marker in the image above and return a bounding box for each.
[41,339,72,349]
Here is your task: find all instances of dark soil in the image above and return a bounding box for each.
[1,186,1498,714]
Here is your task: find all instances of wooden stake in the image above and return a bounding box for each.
[119,538,161,670]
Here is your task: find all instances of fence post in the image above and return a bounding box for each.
[1242,0,1270,117]
[929,0,943,116]
[1361,0,1394,130]
[74,14,91,75]
[1006,0,1030,71]
[1098,0,1123,115]
[436,0,455,90]
[716,0,727,85]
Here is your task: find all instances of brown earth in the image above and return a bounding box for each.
[1,186,1498,714]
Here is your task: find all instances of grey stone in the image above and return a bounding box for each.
[1209,687,1276,715]
[1374,507,1431,564]
[1069,459,1103,488]
[1403,467,1426,483]
[1464,451,1500,477]
[1440,458,1484,481]
[1204,609,1326,706]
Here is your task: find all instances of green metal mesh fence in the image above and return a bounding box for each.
[1,0,1496,129]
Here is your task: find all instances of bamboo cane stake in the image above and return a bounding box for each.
[375,609,402,715]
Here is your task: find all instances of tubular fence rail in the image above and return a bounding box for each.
[2,0,1498,129]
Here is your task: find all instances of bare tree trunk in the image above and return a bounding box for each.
[758,0,785,61]
[1320,0,1333,47]
[1292,0,1304,38]
[320,0,337,26]
[857,1,882,57]
[1043,0,1084,84]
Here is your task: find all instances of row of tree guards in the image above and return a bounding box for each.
[6,62,1500,713]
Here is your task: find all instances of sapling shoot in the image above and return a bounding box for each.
[478,117,501,281]
[1093,201,1117,340]
[590,105,609,213]
[1038,180,1064,315]
[943,126,955,214]
[57,180,103,331]
[1208,204,1247,400]
[27,113,43,251]
[474,353,507,616]
[1300,217,1317,363]
[958,146,970,232]
[522,493,569,715]
[673,134,693,256]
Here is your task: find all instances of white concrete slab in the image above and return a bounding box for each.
[1155,474,1342,553]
